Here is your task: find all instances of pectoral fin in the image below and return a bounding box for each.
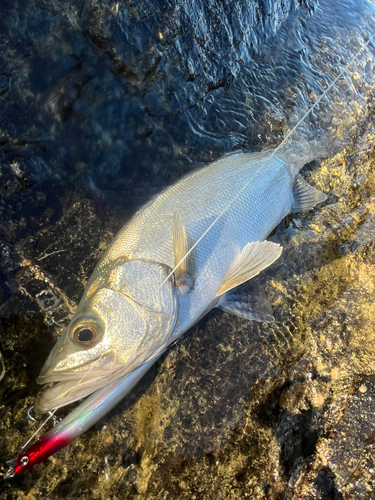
[216,241,282,297]
[292,177,327,212]
[218,282,275,322]
[172,211,193,295]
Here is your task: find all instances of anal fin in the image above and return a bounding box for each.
[216,241,282,297]
[172,211,193,295]
[218,282,275,323]
[292,177,327,212]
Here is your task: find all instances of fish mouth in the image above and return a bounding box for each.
[35,343,124,413]
[34,367,125,414]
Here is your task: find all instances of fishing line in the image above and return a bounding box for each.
[21,411,56,450]
[158,30,375,293]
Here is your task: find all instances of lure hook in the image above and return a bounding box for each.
[27,406,36,422]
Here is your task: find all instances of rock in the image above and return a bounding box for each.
[2,0,375,498]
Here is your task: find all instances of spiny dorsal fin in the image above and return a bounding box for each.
[172,211,193,294]
[216,241,282,297]
[291,177,327,213]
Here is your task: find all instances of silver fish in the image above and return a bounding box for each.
[35,148,326,413]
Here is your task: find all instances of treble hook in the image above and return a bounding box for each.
[27,406,36,422]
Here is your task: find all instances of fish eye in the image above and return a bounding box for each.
[72,324,98,346]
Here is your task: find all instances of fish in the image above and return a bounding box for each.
[6,145,327,477]
[34,148,326,414]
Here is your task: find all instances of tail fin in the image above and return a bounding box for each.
[275,127,341,175]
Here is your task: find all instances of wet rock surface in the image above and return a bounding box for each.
[2,0,375,498]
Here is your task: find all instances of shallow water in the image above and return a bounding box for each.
[1,0,375,498]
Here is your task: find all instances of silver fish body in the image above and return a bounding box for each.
[35,150,325,413]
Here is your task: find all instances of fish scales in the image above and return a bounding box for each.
[87,151,293,337]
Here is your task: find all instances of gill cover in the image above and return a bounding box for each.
[35,260,177,413]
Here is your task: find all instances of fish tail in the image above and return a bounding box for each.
[276,131,340,175]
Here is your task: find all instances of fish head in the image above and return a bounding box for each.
[35,260,177,413]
